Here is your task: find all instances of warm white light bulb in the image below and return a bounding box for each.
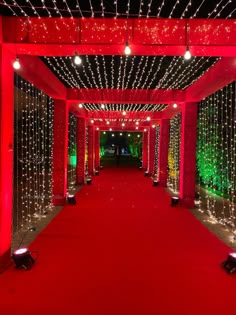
[106,121,110,125]
[74,52,82,65]
[91,119,94,124]
[101,104,105,109]
[184,48,191,60]
[173,103,178,108]
[13,58,21,70]
[147,116,151,121]
[78,103,83,108]
[124,42,131,55]
[122,123,125,127]
[128,134,130,137]
[122,111,126,116]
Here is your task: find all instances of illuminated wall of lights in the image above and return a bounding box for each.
[85,125,89,175]
[167,113,181,193]
[196,81,236,231]
[67,113,77,191]
[153,126,160,179]
[13,73,54,233]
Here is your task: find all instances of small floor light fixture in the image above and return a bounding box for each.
[144,171,149,177]
[100,165,103,170]
[222,253,236,274]
[95,170,99,175]
[153,176,159,186]
[67,194,76,205]
[12,248,35,270]
[171,196,179,207]
[87,176,92,184]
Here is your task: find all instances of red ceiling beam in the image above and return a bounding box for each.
[67,88,185,104]
[14,54,66,99]
[2,17,236,56]
[185,57,236,101]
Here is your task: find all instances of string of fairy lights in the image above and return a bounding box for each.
[14,73,54,234]
[196,81,236,233]
[153,126,160,180]
[167,113,181,194]
[68,113,77,192]
[42,56,218,91]
[82,103,167,112]
[0,1,235,18]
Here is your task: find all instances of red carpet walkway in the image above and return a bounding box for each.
[0,167,236,314]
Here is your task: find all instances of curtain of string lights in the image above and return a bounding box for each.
[85,125,89,176]
[167,113,181,194]
[14,73,54,234]
[153,126,160,179]
[196,81,236,232]
[67,113,77,192]
[0,1,235,19]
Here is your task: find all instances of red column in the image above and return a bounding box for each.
[179,102,198,208]
[142,130,148,170]
[94,129,100,170]
[148,126,156,176]
[52,100,68,205]
[88,125,95,175]
[158,119,170,186]
[76,117,86,184]
[0,45,14,271]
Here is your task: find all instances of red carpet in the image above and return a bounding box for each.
[0,167,236,314]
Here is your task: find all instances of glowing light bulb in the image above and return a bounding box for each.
[101,104,105,109]
[184,47,191,60]
[147,116,151,121]
[78,103,83,108]
[90,119,94,124]
[122,111,126,116]
[74,52,82,65]
[124,42,131,55]
[173,103,178,108]
[13,58,21,70]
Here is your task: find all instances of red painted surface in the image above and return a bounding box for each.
[94,130,100,171]
[52,100,69,206]
[142,131,148,171]
[0,46,14,271]
[76,117,86,185]
[14,55,66,100]
[158,119,170,187]
[186,57,236,101]
[148,127,156,176]
[2,18,236,56]
[68,88,184,104]
[88,125,95,175]
[179,103,198,208]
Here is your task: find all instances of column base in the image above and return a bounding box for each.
[0,248,12,273]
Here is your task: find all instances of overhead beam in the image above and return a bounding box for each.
[14,54,67,99]
[185,57,236,101]
[67,88,185,104]
[2,17,236,57]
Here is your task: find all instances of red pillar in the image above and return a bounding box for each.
[148,126,156,176]
[88,125,95,175]
[94,129,100,170]
[142,131,148,170]
[0,45,14,272]
[179,102,197,208]
[76,117,86,184]
[52,100,68,205]
[158,119,170,186]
